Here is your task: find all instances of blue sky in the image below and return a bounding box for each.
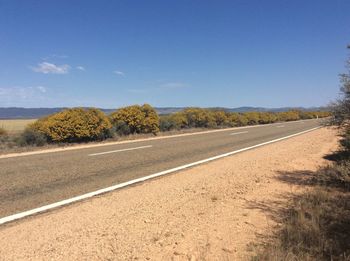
[0,0,349,108]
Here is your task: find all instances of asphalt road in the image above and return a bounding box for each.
[0,119,322,218]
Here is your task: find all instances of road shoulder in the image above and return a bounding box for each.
[0,127,338,260]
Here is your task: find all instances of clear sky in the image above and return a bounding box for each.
[0,0,349,108]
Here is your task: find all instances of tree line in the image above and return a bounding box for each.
[9,105,329,145]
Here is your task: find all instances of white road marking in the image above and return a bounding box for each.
[0,126,321,226]
[229,131,249,136]
[276,125,285,128]
[88,145,152,156]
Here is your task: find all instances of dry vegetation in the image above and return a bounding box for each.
[0,119,36,133]
[253,46,350,261]
[0,106,329,154]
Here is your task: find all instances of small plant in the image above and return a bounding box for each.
[17,128,47,146]
[0,127,7,136]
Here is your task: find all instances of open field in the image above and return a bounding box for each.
[0,127,338,260]
[0,119,36,134]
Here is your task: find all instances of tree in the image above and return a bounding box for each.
[333,46,350,126]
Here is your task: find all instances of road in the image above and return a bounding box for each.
[0,119,322,219]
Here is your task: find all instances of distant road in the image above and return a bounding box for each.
[0,119,322,220]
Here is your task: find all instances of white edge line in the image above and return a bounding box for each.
[229,131,249,135]
[0,126,321,226]
[88,145,152,156]
[0,119,320,159]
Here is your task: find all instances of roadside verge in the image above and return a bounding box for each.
[0,127,338,260]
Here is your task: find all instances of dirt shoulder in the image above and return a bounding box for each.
[0,127,339,260]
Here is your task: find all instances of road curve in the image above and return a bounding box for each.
[0,119,322,219]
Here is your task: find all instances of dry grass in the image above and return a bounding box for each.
[0,119,36,134]
[253,157,350,261]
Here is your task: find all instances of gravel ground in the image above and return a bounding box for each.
[0,127,339,260]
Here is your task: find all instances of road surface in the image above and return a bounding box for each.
[0,119,322,219]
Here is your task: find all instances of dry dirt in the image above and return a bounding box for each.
[0,127,339,260]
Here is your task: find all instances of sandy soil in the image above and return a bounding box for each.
[0,127,339,260]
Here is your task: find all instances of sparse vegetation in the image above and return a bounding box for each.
[17,128,47,146]
[253,46,350,261]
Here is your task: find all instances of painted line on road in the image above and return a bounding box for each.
[88,145,152,156]
[229,131,249,136]
[0,126,321,226]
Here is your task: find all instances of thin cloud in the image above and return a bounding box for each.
[127,89,147,94]
[0,86,47,102]
[159,82,189,89]
[113,70,125,76]
[31,62,70,74]
[42,54,69,60]
[36,86,47,93]
[76,66,85,71]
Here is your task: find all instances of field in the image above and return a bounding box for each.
[0,119,37,134]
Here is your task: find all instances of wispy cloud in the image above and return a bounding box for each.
[113,70,125,76]
[126,81,189,94]
[127,89,148,94]
[42,54,69,60]
[31,62,70,74]
[36,86,47,93]
[76,66,85,71]
[159,82,189,89]
[0,86,48,105]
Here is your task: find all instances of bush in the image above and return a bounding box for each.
[244,112,260,125]
[212,110,229,127]
[181,108,216,128]
[277,110,300,121]
[110,104,159,134]
[31,108,112,142]
[17,128,47,146]
[0,127,7,136]
[317,161,350,190]
[169,112,189,129]
[159,115,177,132]
[227,113,248,127]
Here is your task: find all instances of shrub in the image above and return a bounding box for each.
[317,160,350,190]
[212,110,229,127]
[244,112,260,125]
[17,128,47,146]
[159,115,177,132]
[110,104,159,134]
[181,108,216,128]
[31,108,112,142]
[0,127,7,136]
[277,110,300,121]
[169,112,188,129]
[227,113,248,127]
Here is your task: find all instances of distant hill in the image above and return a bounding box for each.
[0,106,329,119]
